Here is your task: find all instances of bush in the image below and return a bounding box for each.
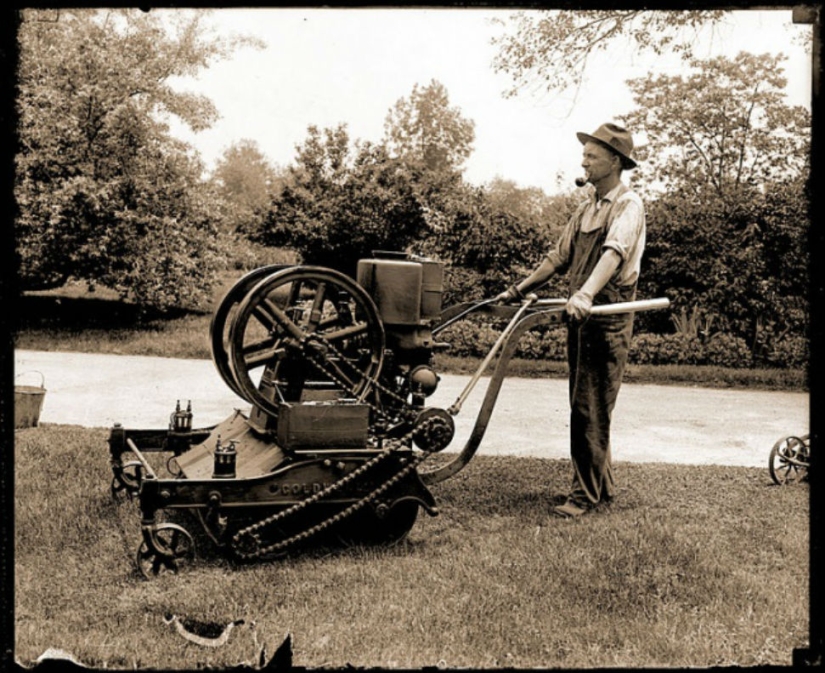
[630,332,754,368]
[702,333,753,368]
[439,320,765,369]
[631,333,704,366]
[763,335,809,369]
[218,234,299,272]
[438,320,500,358]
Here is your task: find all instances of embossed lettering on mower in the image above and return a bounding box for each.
[108,252,669,578]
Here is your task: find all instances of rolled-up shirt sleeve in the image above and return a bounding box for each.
[602,193,645,285]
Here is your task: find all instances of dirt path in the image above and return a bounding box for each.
[14,349,809,468]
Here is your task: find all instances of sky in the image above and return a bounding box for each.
[165,7,813,195]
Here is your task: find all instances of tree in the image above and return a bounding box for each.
[492,9,727,100]
[638,181,809,355]
[383,79,475,174]
[260,125,433,275]
[623,52,811,198]
[436,178,581,301]
[625,52,811,355]
[211,139,281,236]
[15,9,258,309]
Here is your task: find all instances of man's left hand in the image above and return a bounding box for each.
[566,290,593,321]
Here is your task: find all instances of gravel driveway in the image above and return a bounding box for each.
[14,349,809,468]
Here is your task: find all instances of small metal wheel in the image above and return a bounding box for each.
[110,461,144,501]
[226,266,385,417]
[136,523,196,579]
[769,435,810,485]
[335,499,420,548]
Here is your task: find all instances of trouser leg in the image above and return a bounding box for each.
[567,316,632,505]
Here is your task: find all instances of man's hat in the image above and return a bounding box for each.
[577,123,638,170]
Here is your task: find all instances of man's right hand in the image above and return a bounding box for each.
[495,285,522,303]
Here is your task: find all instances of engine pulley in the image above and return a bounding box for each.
[412,408,455,453]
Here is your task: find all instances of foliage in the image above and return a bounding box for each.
[491,10,727,100]
[439,318,759,369]
[217,233,298,272]
[638,180,809,358]
[623,52,811,198]
[210,139,283,236]
[383,79,475,174]
[631,332,753,368]
[434,180,579,299]
[258,125,434,275]
[15,9,255,309]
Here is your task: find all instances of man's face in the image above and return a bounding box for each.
[581,141,619,184]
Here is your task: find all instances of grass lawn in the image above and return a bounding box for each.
[14,424,809,669]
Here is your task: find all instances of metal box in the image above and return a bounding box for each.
[419,259,444,320]
[357,255,444,326]
[277,401,370,450]
[357,258,423,326]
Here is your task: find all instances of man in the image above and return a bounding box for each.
[496,122,646,518]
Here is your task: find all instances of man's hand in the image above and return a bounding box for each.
[566,290,594,321]
[495,285,523,303]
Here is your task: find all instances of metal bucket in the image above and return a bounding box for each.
[15,371,46,430]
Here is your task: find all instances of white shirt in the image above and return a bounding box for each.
[546,183,646,287]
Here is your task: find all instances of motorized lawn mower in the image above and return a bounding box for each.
[108,251,669,578]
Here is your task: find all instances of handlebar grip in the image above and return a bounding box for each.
[589,297,670,315]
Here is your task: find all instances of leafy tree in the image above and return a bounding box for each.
[492,9,727,99]
[435,178,587,301]
[260,125,433,276]
[623,52,811,197]
[15,9,257,309]
[638,181,809,358]
[210,139,281,236]
[619,51,811,356]
[383,79,475,174]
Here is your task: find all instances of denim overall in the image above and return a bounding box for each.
[566,187,636,506]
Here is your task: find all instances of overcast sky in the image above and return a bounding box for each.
[166,7,812,195]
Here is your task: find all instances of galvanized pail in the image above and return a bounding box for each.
[15,371,46,430]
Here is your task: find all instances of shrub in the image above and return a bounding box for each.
[218,234,299,271]
[630,332,754,368]
[702,333,753,368]
[439,318,788,370]
[437,320,500,358]
[763,335,809,369]
[637,333,702,366]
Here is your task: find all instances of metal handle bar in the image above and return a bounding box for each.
[434,298,497,334]
[447,294,538,415]
[421,295,670,486]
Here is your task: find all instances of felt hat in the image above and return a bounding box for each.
[577,123,638,170]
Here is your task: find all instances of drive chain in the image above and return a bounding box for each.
[230,332,437,560]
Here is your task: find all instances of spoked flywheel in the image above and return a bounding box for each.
[210,264,292,400]
[222,266,385,418]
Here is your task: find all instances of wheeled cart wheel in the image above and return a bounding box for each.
[768,434,809,485]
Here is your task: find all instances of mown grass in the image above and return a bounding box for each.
[15,279,807,392]
[15,424,809,669]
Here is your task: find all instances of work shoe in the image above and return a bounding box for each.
[552,499,591,518]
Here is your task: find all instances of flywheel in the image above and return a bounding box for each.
[210,264,292,400]
[215,266,385,418]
